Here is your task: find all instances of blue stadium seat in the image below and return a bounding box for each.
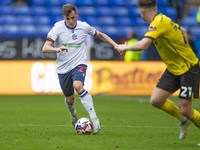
[61,0,77,5]
[117,26,134,38]
[0,0,12,5]
[31,6,48,15]
[157,0,169,7]
[0,25,3,36]
[76,0,94,6]
[82,16,97,25]
[13,5,31,15]
[29,0,45,5]
[126,0,137,6]
[96,6,113,16]
[2,25,19,38]
[191,27,200,39]
[95,0,109,6]
[19,25,36,37]
[78,7,96,16]
[0,5,13,15]
[45,0,60,6]
[0,15,16,25]
[36,25,51,37]
[181,26,189,32]
[50,16,63,25]
[135,18,148,26]
[100,26,118,38]
[133,26,148,39]
[34,16,50,25]
[189,8,199,17]
[160,7,177,21]
[115,17,132,26]
[109,0,126,6]
[112,7,128,16]
[47,6,62,16]
[17,16,34,25]
[128,7,141,17]
[181,17,198,27]
[97,16,115,26]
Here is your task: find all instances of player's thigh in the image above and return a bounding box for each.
[72,64,87,93]
[151,69,179,107]
[73,80,84,94]
[58,72,74,97]
[150,87,171,107]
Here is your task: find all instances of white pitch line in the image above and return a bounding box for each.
[0,124,184,129]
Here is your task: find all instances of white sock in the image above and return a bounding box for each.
[65,98,77,118]
[79,90,97,119]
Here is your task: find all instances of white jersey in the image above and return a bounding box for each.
[47,20,96,74]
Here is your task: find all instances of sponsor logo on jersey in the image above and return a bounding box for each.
[72,34,77,40]
[62,43,81,48]
[148,26,156,31]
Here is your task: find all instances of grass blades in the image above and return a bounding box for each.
[0,95,200,150]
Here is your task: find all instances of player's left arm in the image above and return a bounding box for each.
[180,27,189,43]
[95,30,118,48]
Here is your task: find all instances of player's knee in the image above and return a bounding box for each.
[66,95,74,104]
[150,97,164,108]
[179,107,192,118]
[73,82,83,94]
[150,98,157,107]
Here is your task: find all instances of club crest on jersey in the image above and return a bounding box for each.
[148,26,156,31]
[72,34,77,40]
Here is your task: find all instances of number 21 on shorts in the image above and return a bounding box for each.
[180,86,192,99]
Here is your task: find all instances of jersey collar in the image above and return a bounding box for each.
[64,21,77,30]
[152,13,161,21]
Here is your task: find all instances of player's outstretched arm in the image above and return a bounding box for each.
[42,40,68,53]
[95,31,118,48]
[115,37,153,54]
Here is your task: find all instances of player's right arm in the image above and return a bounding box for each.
[115,37,153,55]
[42,40,68,53]
[180,27,189,44]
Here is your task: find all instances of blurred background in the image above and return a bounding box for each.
[0,0,200,95]
[0,0,199,60]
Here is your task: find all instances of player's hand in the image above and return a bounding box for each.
[57,45,68,52]
[115,42,127,55]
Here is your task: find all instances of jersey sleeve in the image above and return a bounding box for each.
[144,19,167,39]
[83,22,97,36]
[46,23,60,43]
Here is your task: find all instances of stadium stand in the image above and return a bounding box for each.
[0,0,12,5]
[30,6,48,16]
[13,5,31,15]
[0,0,199,40]
[0,5,13,15]
[181,17,198,27]
[29,0,45,6]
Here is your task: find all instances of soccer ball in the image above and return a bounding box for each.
[75,117,93,135]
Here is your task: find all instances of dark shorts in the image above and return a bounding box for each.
[156,63,200,100]
[58,64,87,97]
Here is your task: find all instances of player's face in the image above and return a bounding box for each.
[139,8,146,21]
[63,10,78,28]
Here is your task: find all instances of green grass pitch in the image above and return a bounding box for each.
[0,95,200,150]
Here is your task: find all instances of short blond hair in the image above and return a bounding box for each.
[62,4,76,17]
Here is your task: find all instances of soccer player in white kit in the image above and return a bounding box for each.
[42,4,118,134]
